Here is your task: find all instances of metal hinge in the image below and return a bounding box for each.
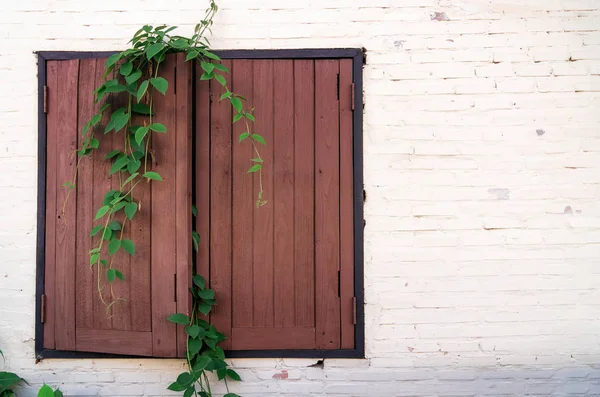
[351,83,355,111]
[43,86,48,114]
[174,274,177,302]
[352,297,357,325]
[41,294,46,323]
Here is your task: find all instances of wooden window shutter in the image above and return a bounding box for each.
[195,58,355,351]
[43,54,192,357]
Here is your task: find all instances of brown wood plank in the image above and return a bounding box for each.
[209,60,233,349]
[252,59,275,328]
[110,80,132,332]
[92,59,113,331]
[76,328,152,356]
[175,53,192,357]
[54,59,79,351]
[314,59,341,349]
[339,59,355,349]
[293,60,316,328]
[75,58,97,331]
[231,327,316,350]
[231,59,254,329]
[272,60,295,328]
[43,60,58,349]
[150,55,178,357]
[195,66,210,285]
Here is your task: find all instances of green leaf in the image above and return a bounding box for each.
[233,113,243,123]
[108,221,121,231]
[167,313,190,325]
[136,80,149,102]
[102,227,112,241]
[192,356,211,372]
[108,239,121,256]
[183,387,195,397]
[200,71,214,80]
[135,126,149,145]
[149,123,166,133]
[176,372,193,388]
[125,202,138,220]
[127,160,141,174]
[223,394,242,397]
[198,289,215,300]
[119,61,133,76]
[201,61,215,73]
[192,231,200,253]
[123,172,138,186]
[198,302,212,316]
[150,77,168,95]
[94,206,111,220]
[89,253,99,265]
[115,270,125,281]
[143,171,162,181]
[185,49,199,61]
[146,43,164,60]
[193,275,205,289]
[90,138,99,149]
[227,369,241,381]
[112,201,127,213]
[121,239,135,255]
[54,388,64,397]
[220,91,232,100]
[230,97,243,113]
[185,325,201,338]
[126,82,138,96]
[37,384,55,397]
[201,49,220,60]
[109,155,129,175]
[132,103,153,115]
[238,132,250,142]
[167,382,185,392]
[247,164,262,173]
[245,113,255,122]
[213,63,230,73]
[192,204,198,217]
[125,70,142,84]
[251,157,263,163]
[106,53,121,67]
[90,225,103,237]
[188,338,203,356]
[215,74,226,86]
[106,268,116,283]
[252,133,266,145]
[104,84,126,93]
[217,369,227,380]
[104,150,121,159]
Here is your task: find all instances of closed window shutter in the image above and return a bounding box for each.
[42,54,192,357]
[195,58,355,351]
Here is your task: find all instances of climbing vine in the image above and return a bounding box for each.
[62,1,264,395]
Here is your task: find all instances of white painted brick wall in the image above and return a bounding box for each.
[1,0,600,395]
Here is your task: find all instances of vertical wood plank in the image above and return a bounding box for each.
[231,59,254,329]
[54,59,79,351]
[339,59,355,349]
[195,65,211,285]
[92,59,113,331]
[175,53,192,357]
[75,58,97,331]
[273,60,295,328]
[43,60,58,349]
[210,60,233,349]
[293,60,316,328]
[151,56,178,357]
[315,59,341,349]
[252,59,275,328]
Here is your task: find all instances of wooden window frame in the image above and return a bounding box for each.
[35,48,364,359]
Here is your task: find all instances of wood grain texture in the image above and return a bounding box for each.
[209,60,233,349]
[273,60,296,328]
[339,59,355,349]
[314,59,341,349]
[150,55,178,357]
[43,60,58,349]
[195,66,210,285]
[75,58,97,331]
[252,59,275,328]
[76,328,152,356]
[232,327,316,350]
[293,60,316,329]
[54,59,79,351]
[175,53,192,357]
[231,59,254,329]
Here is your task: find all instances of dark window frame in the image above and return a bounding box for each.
[36,48,364,360]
